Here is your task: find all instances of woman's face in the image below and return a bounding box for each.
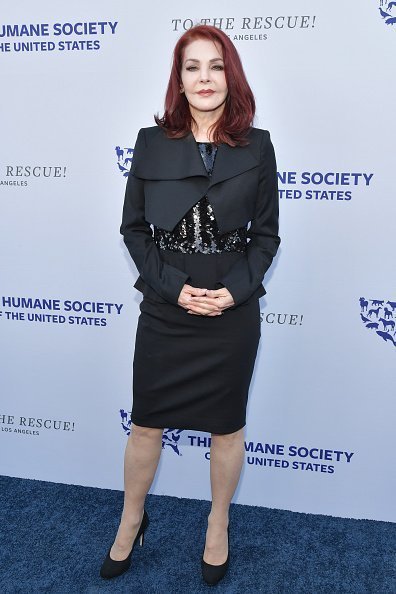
[180,38,228,119]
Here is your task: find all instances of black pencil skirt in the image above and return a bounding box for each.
[131,250,262,434]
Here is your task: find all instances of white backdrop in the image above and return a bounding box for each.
[1,1,395,523]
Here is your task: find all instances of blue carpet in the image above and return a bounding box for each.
[0,475,395,593]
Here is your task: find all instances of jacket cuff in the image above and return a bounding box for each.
[155,265,191,305]
[221,279,267,307]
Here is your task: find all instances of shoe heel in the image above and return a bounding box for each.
[99,509,149,579]
[201,524,230,586]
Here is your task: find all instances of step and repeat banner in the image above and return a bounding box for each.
[1,2,395,522]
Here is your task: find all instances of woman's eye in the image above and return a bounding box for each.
[186,65,224,71]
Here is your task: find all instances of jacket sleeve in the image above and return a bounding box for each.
[218,130,281,306]
[119,128,191,305]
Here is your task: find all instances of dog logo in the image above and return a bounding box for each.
[359,297,396,348]
[120,408,132,434]
[119,410,184,454]
[115,145,134,177]
[378,1,396,26]
[161,428,184,456]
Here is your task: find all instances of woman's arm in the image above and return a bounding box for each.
[120,128,190,304]
[217,130,281,306]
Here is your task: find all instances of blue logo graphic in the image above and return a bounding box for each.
[359,297,396,348]
[119,409,184,454]
[161,429,184,455]
[378,1,396,25]
[115,146,133,177]
[120,408,132,434]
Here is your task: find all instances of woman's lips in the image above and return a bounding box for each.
[198,90,214,96]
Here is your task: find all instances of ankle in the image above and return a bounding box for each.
[120,507,144,526]
[208,511,229,527]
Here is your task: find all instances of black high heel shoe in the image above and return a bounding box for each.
[99,509,149,579]
[201,525,230,586]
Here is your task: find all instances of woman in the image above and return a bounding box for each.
[100,24,280,586]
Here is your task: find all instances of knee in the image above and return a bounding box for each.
[211,427,244,445]
[130,423,163,441]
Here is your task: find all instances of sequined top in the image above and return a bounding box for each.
[153,141,247,254]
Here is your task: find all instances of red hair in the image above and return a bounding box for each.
[154,24,256,147]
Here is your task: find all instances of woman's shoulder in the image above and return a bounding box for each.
[140,125,162,133]
[136,125,162,141]
[248,126,271,141]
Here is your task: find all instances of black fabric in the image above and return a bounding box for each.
[152,141,248,255]
[125,127,278,433]
[131,251,261,434]
[120,125,280,306]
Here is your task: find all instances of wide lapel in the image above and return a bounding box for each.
[131,127,261,231]
[132,129,208,180]
[208,140,259,188]
[132,127,259,184]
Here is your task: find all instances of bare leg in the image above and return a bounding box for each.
[203,427,245,564]
[110,423,163,561]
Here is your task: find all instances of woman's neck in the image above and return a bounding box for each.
[192,127,213,142]
[190,106,223,142]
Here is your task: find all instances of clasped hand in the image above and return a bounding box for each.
[178,283,234,316]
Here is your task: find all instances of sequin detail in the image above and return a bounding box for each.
[153,141,247,254]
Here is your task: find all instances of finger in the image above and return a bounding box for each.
[206,291,230,301]
[187,297,217,308]
[189,297,221,305]
[189,291,208,298]
[186,303,220,315]
[193,302,222,314]
[186,307,210,315]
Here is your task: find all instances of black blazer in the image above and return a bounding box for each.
[120,125,281,306]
